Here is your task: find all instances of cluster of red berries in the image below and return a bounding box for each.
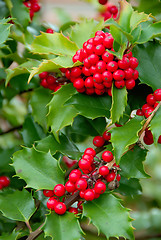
[43,147,120,215]
[0,176,10,190]
[93,129,111,148]
[136,89,161,145]
[39,72,65,92]
[60,31,139,96]
[100,3,118,21]
[23,0,41,20]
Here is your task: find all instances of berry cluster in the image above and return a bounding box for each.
[100,3,118,21]
[39,72,66,92]
[0,176,10,190]
[93,129,111,148]
[136,89,161,145]
[43,147,120,215]
[23,0,41,20]
[61,31,139,96]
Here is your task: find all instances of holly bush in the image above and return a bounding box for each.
[0,0,161,239]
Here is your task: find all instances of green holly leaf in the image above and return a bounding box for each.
[31,32,79,56]
[150,106,161,144]
[70,19,104,48]
[117,0,133,32]
[21,115,46,147]
[43,212,82,240]
[116,178,142,197]
[111,85,127,123]
[30,88,52,131]
[130,11,149,31]
[5,60,40,85]
[137,0,161,15]
[0,18,12,45]
[133,41,161,91]
[110,116,143,163]
[11,0,30,29]
[12,147,64,190]
[65,93,112,119]
[0,189,36,222]
[47,84,77,140]
[136,21,161,44]
[83,193,134,240]
[120,145,149,178]
[36,133,82,160]
[0,147,19,172]
[0,229,22,240]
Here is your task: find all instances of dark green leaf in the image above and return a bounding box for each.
[31,32,79,56]
[30,88,52,131]
[21,115,46,147]
[12,147,64,190]
[65,93,112,119]
[0,19,12,45]
[11,0,30,29]
[111,85,127,123]
[36,133,82,160]
[110,116,143,163]
[133,42,161,90]
[0,147,19,172]
[120,145,149,178]
[0,189,36,222]
[83,193,134,240]
[116,178,142,197]
[43,212,82,240]
[137,0,161,15]
[47,84,77,140]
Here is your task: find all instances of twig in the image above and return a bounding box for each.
[25,221,32,233]
[0,125,22,135]
[26,223,45,240]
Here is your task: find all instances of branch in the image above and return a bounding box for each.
[26,222,44,240]
[0,125,22,135]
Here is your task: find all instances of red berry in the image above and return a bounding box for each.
[43,189,54,197]
[158,135,161,144]
[108,5,118,15]
[40,79,48,88]
[106,172,116,182]
[31,3,41,12]
[53,184,65,197]
[98,0,108,5]
[69,169,82,183]
[102,71,113,82]
[82,66,91,76]
[124,68,134,79]
[133,69,139,80]
[116,174,121,181]
[115,80,125,89]
[84,147,96,156]
[107,61,118,72]
[142,103,151,113]
[136,109,144,116]
[46,75,56,85]
[130,57,139,69]
[146,94,156,106]
[118,57,130,69]
[144,108,154,118]
[90,65,97,75]
[68,207,78,214]
[125,79,135,90]
[73,78,84,89]
[83,58,91,68]
[70,67,82,78]
[79,159,91,170]
[96,61,106,73]
[47,197,58,210]
[54,202,66,215]
[94,181,106,194]
[95,31,105,37]
[88,54,99,65]
[46,28,54,34]
[72,54,82,63]
[82,154,94,163]
[39,71,49,79]
[75,178,87,191]
[84,189,95,201]
[102,150,113,162]
[86,88,95,95]
[79,190,85,198]
[103,35,114,49]
[65,181,76,193]
[93,136,105,147]
[143,135,154,145]
[113,70,125,81]
[103,81,112,88]
[0,176,10,188]
[102,51,114,63]
[102,130,111,141]
[99,166,109,176]
[94,44,105,55]
[93,73,102,83]
[93,35,104,45]
[85,77,94,88]
[154,89,161,101]
[85,44,94,55]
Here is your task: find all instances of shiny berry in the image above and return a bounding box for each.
[130,57,139,69]
[146,94,156,106]
[0,176,10,188]
[79,159,91,170]
[69,169,82,183]
[43,190,54,197]
[84,147,96,156]
[75,178,87,191]
[115,80,125,89]
[94,181,106,194]
[47,197,58,210]
[53,184,65,197]
[106,172,116,182]
[46,28,54,34]
[107,61,118,72]
[65,181,76,193]
[102,51,114,63]
[113,70,125,81]
[125,79,135,90]
[154,89,161,101]
[73,78,84,89]
[84,189,95,201]
[103,130,111,141]
[99,166,109,176]
[68,207,78,214]
[93,136,105,147]
[102,151,113,162]
[54,202,66,215]
[39,71,49,79]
